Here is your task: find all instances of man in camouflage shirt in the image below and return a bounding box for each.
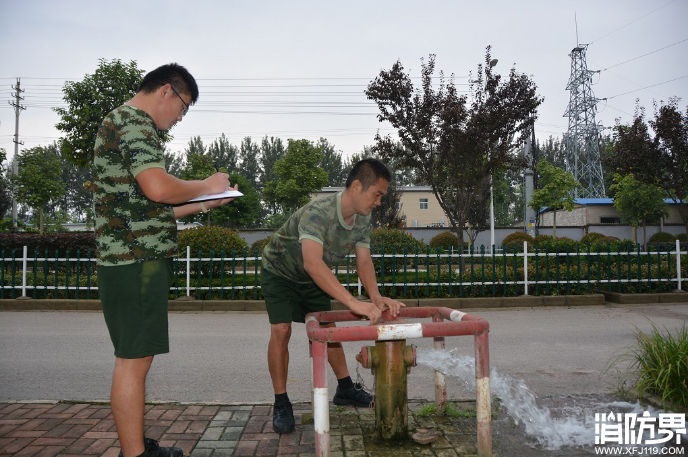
[94,63,237,457]
[261,158,405,434]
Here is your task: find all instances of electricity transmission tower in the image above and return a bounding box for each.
[563,44,606,198]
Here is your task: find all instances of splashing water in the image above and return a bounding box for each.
[416,348,665,450]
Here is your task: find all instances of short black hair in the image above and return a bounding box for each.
[345,158,391,189]
[138,63,199,104]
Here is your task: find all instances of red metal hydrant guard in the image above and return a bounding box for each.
[306,307,491,457]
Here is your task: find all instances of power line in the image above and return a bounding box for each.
[607,74,688,99]
[602,38,688,71]
[589,0,679,45]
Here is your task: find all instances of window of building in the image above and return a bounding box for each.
[419,198,428,210]
[412,219,418,227]
[600,216,621,224]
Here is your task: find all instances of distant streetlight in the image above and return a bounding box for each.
[488,59,497,252]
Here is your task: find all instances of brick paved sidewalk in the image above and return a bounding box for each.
[0,400,489,457]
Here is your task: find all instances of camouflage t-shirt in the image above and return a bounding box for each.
[93,105,177,266]
[262,192,371,283]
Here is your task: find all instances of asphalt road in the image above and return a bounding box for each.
[1,304,686,404]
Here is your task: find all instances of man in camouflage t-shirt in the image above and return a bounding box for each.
[261,158,406,434]
[94,63,237,457]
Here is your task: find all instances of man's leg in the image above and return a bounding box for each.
[111,356,153,457]
[268,323,292,394]
[323,325,373,407]
[268,323,296,433]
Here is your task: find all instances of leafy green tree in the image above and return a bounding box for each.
[259,136,286,220]
[610,173,668,247]
[239,137,261,189]
[534,136,566,170]
[178,153,215,225]
[45,141,92,224]
[11,146,66,233]
[185,135,207,157]
[164,149,185,177]
[0,148,11,220]
[259,136,285,190]
[54,58,145,168]
[366,48,543,244]
[604,99,688,233]
[264,139,328,213]
[493,166,524,227]
[529,160,581,238]
[317,138,347,186]
[208,133,238,176]
[211,173,262,229]
[370,181,405,229]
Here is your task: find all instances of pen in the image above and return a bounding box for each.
[213,162,219,172]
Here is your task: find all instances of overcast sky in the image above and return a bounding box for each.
[1,0,686,164]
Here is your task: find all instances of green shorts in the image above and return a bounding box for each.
[97,258,174,359]
[261,267,332,324]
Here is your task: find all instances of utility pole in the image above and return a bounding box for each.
[9,78,26,230]
[523,126,537,237]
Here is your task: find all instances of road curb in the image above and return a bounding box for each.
[0,292,663,312]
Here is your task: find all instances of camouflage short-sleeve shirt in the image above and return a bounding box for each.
[93,105,177,266]
[262,192,371,283]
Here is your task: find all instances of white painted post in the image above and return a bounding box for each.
[523,241,529,295]
[676,239,682,292]
[21,245,28,297]
[186,245,191,297]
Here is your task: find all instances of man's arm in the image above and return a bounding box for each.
[354,245,405,318]
[301,238,382,324]
[136,167,230,205]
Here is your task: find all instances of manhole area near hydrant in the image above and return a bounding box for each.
[324,394,629,457]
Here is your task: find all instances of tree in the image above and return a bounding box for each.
[211,173,262,229]
[54,58,145,168]
[164,149,185,177]
[365,49,543,244]
[208,133,239,176]
[263,139,328,213]
[370,181,405,229]
[11,146,66,233]
[317,138,347,186]
[604,99,688,233]
[185,135,207,157]
[259,136,286,191]
[0,148,11,220]
[178,153,215,225]
[46,141,92,223]
[466,185,491,246]
[239,137,261,190]
[610,173,668,247]
[529,160,581,238]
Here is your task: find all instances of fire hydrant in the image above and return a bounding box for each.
[356,340,416,441]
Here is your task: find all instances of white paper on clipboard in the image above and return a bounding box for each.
[187,189,244,203]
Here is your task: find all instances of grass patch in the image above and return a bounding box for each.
[412,402,477,418]
[608,321,688,412]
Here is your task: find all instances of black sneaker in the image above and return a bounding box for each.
[333,382,373,407]
[118,437,183,457]
[272,401,296,434]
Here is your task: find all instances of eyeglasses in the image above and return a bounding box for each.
[170,85,189,117]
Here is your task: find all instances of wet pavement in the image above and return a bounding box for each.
[4,393,681,457]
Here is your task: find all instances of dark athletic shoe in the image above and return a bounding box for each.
[272,402,296,434]
[333,382,373,407]
[118,437,183,457]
